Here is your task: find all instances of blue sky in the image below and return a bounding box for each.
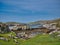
[0,0,60,23]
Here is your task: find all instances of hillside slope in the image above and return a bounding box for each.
[28,18,60,27]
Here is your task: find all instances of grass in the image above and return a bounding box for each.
[20,34,60,45]
[0,33,60,45]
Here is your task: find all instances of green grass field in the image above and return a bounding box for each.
[0,33,60,45]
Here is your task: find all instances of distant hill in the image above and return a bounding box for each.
[5,22,27,25]
[28,20,52,25]
[5,22,21,24]
[0,22,3,24]
[0,22,27,25]
[0,18,60,27]
[28,18,60,27]
[52,18,60,27]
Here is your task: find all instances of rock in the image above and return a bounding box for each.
[57,35,60,37]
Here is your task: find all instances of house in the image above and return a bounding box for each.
[43,23,57,29]
[49,23,57,29]
[9,24,30,31]
[43,24,50,29]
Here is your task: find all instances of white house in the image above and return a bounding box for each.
[43,23,57,29]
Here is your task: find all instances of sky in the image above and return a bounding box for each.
[0,0,60,23]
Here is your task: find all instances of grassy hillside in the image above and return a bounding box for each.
[20,34,60,45]
[0,34,60,45]
[53,19,60,27]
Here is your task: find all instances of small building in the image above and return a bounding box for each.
[49,23,57,29]
[9,24,30,31]
[43,24,50,29]
[43,23,57,29]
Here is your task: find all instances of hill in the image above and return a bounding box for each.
[28,18,60,27]
[0,34,60,45]
[0,22,27,25]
